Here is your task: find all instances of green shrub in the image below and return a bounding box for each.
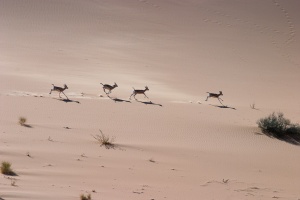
[1,162,16,176]
[257,112,300,141]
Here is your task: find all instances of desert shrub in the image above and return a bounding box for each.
[92,129,115,149]
[80,194,91,200]
[257,112,300,140]
[18,117,27,126]
[1,162,16,176]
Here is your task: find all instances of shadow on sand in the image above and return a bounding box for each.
[22,124,33,128]
[2,171,18,176]
[55,98,80,104]
[209,104,236,110]
[261,131,300,146]
[103,143,128,150]
[108,96,131,103]
[136,100,163,107]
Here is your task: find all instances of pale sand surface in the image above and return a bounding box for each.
[1,0,300,199]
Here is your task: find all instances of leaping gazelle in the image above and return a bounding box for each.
[100,82,118,95]
[49,84,69,99]
[130,86,149,100]
[205,91,223,104]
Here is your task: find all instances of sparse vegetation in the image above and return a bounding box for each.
[11,179,17,186]
[92,129,115,149]
[222,179,229,184]
[257,112,300,144]
[250,103,258,110]
[1,162,16,176]
[48,136,54,142]
[80,193,91,200]
[26,152,32,158]
[18,116,32,127]
[18,117,27,126]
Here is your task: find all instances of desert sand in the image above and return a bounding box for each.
[1,0,300,199]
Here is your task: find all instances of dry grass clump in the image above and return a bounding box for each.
[11,178,17,186]
[92,129,115,149]
[18,116,32,127]
[1,162,17,176]
[18,117,27,126]
[250,102,258,110]
[80,194,91,200]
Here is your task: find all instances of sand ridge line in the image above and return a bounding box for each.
[4,90,240,109]
[4,90,234,107]
[3,90,104,100]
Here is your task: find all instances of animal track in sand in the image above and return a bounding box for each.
[3,90,100,102]
[201,179,288,199]
[201,4,299,67]
[137,0,160,9]
[271,0,299,67]
[200,8,271,64]
[201,7,283,35]
[133,185,149,195]
[4,91,44,97]
[271,0,295,43]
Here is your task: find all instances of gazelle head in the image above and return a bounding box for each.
[114,82,118,87]
[145,86,149,91]
[219,91,223,96]
[64,84,68,89]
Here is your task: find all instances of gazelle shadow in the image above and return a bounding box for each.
[136,100,162,107]
[23,124,33,128]
[210,104,236,110]
[108,96,131,103]
[55,98,80,104]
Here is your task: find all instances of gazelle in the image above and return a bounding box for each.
[205,91,223,103]
[100,82,118,94]
[130,86,149,100]
[49,84,69,99]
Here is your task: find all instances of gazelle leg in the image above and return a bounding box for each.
[205,96,209,101]
[144,94,149,99]
[61,91,68,99]
[49,89,53,94]
[218,98,224,105]
[129,93,134,100]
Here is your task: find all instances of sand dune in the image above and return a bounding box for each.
[1,0,300,199]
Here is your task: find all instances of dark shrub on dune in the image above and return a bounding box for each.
[257,112,300,144]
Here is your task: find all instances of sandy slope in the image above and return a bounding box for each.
[1,0,300,199]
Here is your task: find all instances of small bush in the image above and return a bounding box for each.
[257,112,300,143]
[80,194,91,200]
[18,117,27,126]
[1,162,16,176]
[92,130,115,149]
